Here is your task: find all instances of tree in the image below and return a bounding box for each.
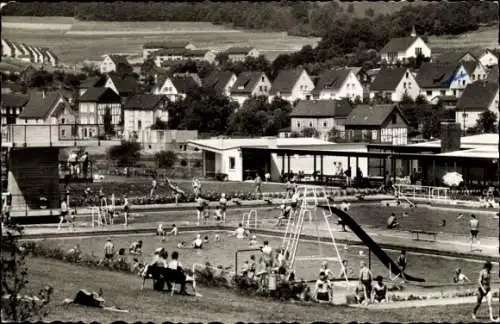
[151,117,168,130]
[300,127,319,138]
[365,8,375,18]
[155,150,178,169]
[327,127,345,142]
[400,93,415,105]
[1,224,53,321]
[103,107,114,136]
[215,52,229,66]
[474,110,498,133]
[347,4,354,13]
[107,140,141,167]
[415,94,428,105]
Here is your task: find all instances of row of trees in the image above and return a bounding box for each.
[4,2,497,40]
[165,84,292,137]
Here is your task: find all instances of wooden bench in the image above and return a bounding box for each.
[410,230,438,242]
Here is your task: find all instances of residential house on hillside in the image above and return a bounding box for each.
[40,48,58,67]
[202,71,237,97]
[8,41,23,58]
[455,81,499,130]
[24,45,38,63]
[183,49,217,64]
[478,50,498,68]
[123,94,168,140]
[153,74,200,102]
[1,93,29,125]
[345,104,409,145]
[415,62,471,104]
[229,71,271,106]
[487,65,499,83]
[462,61,488,82]
[152,48,189,67]
[434,49,479,64]
[104,73,139,102]
[369,67,420,102]
[269,68,314,103]
[30,46,44,64]
[224,47,260,62]
[142,41,195,60]
[312,68,363,101]
[78,76,106,97]
[100,54,132,74]
[1,39,13,57]
[289,99,353,140]
[78,87,122,138]
[380,27,431,65]
[17,91,77,139]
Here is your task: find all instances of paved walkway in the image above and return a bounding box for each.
[350,296,499,309]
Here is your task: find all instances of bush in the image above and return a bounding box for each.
[107,140,141,167]
[155,150,177,169]
[180,159,188,167]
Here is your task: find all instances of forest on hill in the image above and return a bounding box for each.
[4,1,498,38]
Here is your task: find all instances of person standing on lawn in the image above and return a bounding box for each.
[122,195,129,226]
[472,261,496,321]
[469,214,480,249]
[150,176,158,199]
[255,173,262,195]
[58,198,68,230]
[104,238,115,263]
[192,178,201,197]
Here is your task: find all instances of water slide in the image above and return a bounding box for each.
[318,205,425,283]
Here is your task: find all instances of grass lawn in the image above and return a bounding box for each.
[24,256,494,322]
[34,231,496,284]
[66,178,288,201]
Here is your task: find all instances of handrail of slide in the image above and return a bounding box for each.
[317,205,425,283]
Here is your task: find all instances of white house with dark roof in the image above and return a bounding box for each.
[183,49,217,64]
[224,47,260,62]
[9,41,23,58]
[478,50,498,68]
[202,71,237,97]
[269,68,314,103]
[415,62,471,104]
[229,71,271,106]
[345,104,409,145]
[153,74,201,102]
[16,91,72,125]
[312,68,363,101]
[289,99,353,140]
[100,54,131,74]
[40,48,58,67]
[369,67,420,102]
[380,28,431,65]
[142,41,195,61]
[123,94,168,139]
[152,48,189,66]
[434,49,479,64]
[461,61,488,82]
[31,46,44,64]
[455,80,499,130]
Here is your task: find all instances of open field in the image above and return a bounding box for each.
[429,26,499,51]
[26,257,492,322]
[35,230,497,285]
[2,16,320,63]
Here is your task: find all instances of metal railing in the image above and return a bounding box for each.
[1,124,112,147]
[395,184,450,201]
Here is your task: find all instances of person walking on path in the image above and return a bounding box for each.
[472,261,497,321]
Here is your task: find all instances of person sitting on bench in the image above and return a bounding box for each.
[387,213,400,229]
